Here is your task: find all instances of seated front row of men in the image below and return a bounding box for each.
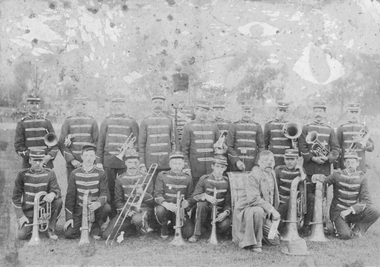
[12,147,379,250]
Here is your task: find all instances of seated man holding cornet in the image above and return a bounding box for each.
[103,149,156,241]
[12,149,62,241]
[188,155,232,243]
[312,151,380,239]
[64,144,111,239]
[154,151,194,240]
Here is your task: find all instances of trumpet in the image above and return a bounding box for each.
[208,187,218,245]
[305,131,329,157]
[116,133,136,161]
[170,191,186,246]
[106,163,158,245]
[44,129,58,147]
[283,122,302,149]
[213,131,228,155]
[26,191,52,246]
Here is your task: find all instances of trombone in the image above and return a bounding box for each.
[105,163,158,245]
[305,131,329,157]
[116,133,136,161]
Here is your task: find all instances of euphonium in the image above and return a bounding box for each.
[281,176,307,242]
[79,190,93,246]
[116,133,136,160]
[305,131,329,157]
[27,191,51,246]
[308,176,328,242]
[170,191,186,246]
[282,122,302,149]
[44,129,58,147]
[207,187,218,245]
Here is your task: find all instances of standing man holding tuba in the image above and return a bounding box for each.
[59,96,99,182]
[96,97,139,219]
[14,92,59,169]
[264,101,294,167]
[12,149,62,240]
[336,103,375,173]
[298,100,340,230]
[64,144,111,239]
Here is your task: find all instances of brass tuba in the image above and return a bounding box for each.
[26,191,51,246]
[282,122,302,149]
[305,131,329,157]
[207,187,218,245]
[44,129,58,147]
[169,191,186,246]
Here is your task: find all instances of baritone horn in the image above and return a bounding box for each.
[305,131,329,157]
[26,191,52,246]
[44,129,58,147]
[170,191,186,246]
[282,122,302,149]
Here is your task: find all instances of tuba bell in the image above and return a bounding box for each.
[282,122,302,149]
[44,129,58,147]
[26,191,51,246]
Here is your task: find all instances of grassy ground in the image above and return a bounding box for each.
[1,123,380,267]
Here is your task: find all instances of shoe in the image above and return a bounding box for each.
[161,234,169,240]
[351,227,363,239]
[91,223,101,238]
[48,229,58,240]
[252,247,262,253]
[188,234,199,243]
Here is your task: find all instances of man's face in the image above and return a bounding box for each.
[344,158,359,172]
[29,158,43,172]
[195,107,209,121]
[284,157,298,169]
[259,155,275,172]
[276,108,288,121]
[313,108,326,122]
[213,108,224,119]
[125,158,139,172]
[111,101,125,115]
[152,99,165,113]
[27,101,40,114]
[169,158,185,172]
[75,100,87,115]
[349,110,360,122]
[242,109,253,120]
[212,163,227,178]
[81,150,96,165]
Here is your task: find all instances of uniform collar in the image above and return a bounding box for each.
[211,173,223,181]
[27,113,40,119]
[313,120,325,125]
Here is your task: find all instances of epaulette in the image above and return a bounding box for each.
[20,117,26,122]
[94,165,104,171]
[18,168,29,175]
[275,165,285,172]
[44,168,54,173]
[223,175,229,181]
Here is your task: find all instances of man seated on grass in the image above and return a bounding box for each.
[313,151,380,239]
[188,155,232,242]
[232,150,280,253]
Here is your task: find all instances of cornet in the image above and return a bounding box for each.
[170,191,186,246]
[208,187,218,245]
[283,122,302,150]
[26,191,52,246]
[305,131,329,157]
[116,133,136,161]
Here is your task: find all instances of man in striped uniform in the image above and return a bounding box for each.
[227,104,264,172]
[14,93,59,169]
[59,96,99,181]
[96,97,139,218]
[64,144,111,239]
[181,100,219,185]
[211,101,230,134]
[138,95,174,186]
[154,151,194,239]
[298,100,340,228]
[314,151,379,239]
[275,149,306,232]
[188,155,232,242]
[336,103,374,173]
[102,150,154,239]
[12,149,62,240]
[264,102,293,167]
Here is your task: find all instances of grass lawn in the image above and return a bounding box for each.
[1,124,380,267]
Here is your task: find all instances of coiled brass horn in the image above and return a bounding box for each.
[282,122,302,149]
[44,129,58,147]
[305,131,329,157]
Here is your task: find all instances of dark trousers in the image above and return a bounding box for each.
[17,198,63,240]
[105,167,126,219]
[66,164,76,183]
[102,207,154,240]
[64,203,111,239]
[305,177,316,226]
[193,202,231,236]
[155,205,194,239]
[334,206,380,239]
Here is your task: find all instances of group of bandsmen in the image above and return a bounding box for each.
[12,92,380,252]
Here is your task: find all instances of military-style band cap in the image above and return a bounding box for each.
[82,143,97,152]
[124,149,139,160]
[344,151,359,160]
[213,155,228,166]
[277,101,290,110]
[313,100,326,109]
[346,102,361,112]
[112,97,126,103]
[195,100,210,110]
[74,96,89,102]
[169,151,185,160]
[212,101,226,109]
[29,149,45,159]
[284,149,299,158]
[26,94,41,102]
[151,95,166,101]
